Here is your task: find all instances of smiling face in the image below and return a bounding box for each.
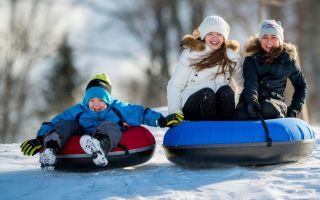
[88,97,107,112]
[204,32,224,50]
[260,34,281,52]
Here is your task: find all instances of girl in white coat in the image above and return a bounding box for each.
[167,16,243,121]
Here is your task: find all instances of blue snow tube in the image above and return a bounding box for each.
[163,118,315,166]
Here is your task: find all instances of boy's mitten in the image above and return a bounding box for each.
[20,136,44,156]
[158,113,184,128]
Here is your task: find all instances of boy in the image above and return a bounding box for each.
[21,73,183,168]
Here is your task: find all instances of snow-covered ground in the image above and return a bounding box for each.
[0,124,319,200]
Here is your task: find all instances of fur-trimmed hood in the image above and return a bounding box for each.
[180,34,240,52]
[244,35,297,60]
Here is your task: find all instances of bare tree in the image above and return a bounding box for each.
[0,0,71,143]
[38,35,83,119]
[294,0,320,123]
[77,0,208,107]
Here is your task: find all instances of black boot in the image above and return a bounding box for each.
[93,131,111,155]
[40,139,60,169]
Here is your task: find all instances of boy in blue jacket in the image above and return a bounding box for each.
[21,73,183,168]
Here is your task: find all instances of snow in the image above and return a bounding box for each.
[1,123,319,200]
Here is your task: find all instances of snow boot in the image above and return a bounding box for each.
[39,140,59,170]
[80,134,110,166]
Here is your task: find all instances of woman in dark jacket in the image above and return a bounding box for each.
[235,20,307,120]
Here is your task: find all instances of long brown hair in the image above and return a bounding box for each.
[191,43,237,75]
[261,46,284,64]
[244,37,284,64]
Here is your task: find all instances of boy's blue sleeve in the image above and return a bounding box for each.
[36,104,80,137]
[113,100,163,127]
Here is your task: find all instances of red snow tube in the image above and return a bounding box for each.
[54,126,155,171]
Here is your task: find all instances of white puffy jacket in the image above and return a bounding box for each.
[167,45,244,114]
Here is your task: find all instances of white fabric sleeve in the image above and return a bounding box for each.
[230,53,244,103]
[167,49,193,114]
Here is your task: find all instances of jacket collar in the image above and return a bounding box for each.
[244,35,297,61]
[81,99,115,117]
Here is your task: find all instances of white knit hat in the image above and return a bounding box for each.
[258,20,284,44]
[198,16,230,40]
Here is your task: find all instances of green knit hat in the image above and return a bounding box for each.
[86,73,112,93]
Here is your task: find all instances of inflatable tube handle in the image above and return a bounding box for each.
[117,143,130,155]
[258,113,272,147]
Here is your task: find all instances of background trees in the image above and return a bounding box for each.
[0,0,81,142]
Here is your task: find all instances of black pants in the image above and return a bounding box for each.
[182,85,235,121]
[234,97,287,120]
[44,120,122,152]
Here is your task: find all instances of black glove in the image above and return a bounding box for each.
[287,107,299,118]
[247,100,262,118]
[20,136,44,156]
[158,113,184,128]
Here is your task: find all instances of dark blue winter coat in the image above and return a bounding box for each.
[241,38,307,112]
[37,99,163,137]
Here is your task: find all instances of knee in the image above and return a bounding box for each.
[217,85,234,98]
[44,131,62,147]
[196,88,215,102]
[198,88,215,96]
[97,121,122,136]
[53,120,79,134]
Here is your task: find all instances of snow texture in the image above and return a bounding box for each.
[1,119,319,200]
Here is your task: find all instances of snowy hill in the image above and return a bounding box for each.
[0,125,319,200]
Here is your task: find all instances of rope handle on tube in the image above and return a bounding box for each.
[257,113,272,147]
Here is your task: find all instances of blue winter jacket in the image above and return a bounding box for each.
[37,99,163,137]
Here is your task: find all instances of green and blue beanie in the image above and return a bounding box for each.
[83,73,112,105]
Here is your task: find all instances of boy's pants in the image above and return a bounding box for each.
[44,120,122,152]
